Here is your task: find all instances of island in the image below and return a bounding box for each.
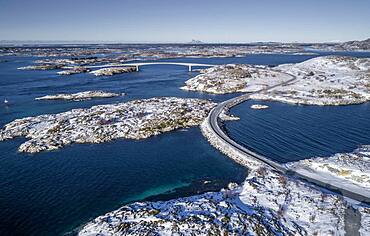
[182,56,370,105]
[18,64,64,70]
[90,67,136,76]
[250,104,269,109]
[0,97,216,153]
[35,91,122,101]
[181,64,292,94]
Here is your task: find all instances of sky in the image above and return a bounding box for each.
[0,0,369,43]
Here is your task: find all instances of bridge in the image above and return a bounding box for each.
[206,72,370,203]
[122,62,215,72]
[68,62,215,72]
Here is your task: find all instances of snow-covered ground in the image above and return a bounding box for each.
[0,97,215,153]
[78,167,354,236]
[251,56,370,105]
[359,207,370,235]
[287,145,370,197]
[181,64,292,94]
[183,56,370,105]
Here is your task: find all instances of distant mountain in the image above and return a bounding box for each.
[187,39,205,44]
[338,38,370,51]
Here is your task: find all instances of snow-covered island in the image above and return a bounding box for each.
[79,165,366,235]
[250,104,269,109]
[35,91,122,101]
[251,56,370,105]
[0,97,215,153]
[18,64,64,70]
[57,66,90,75]
[181,64,292,94]
[90,67,136,76]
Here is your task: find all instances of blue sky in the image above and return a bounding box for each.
[0,0,369,43]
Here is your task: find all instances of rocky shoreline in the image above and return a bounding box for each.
[78,164,357,236]
[200,118,262,170]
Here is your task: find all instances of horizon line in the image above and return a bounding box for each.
[0,39,350,45]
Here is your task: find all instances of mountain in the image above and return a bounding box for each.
[187,39,205,44]
[339,38,370,51]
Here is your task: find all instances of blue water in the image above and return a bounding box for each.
[0,50,369,235]
[225,100,370,163]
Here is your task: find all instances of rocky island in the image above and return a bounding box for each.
[0,97,216,153]
[18,64,64,70]
[250,104,269,109]
[90,67,136,76]
[35,91,122,101]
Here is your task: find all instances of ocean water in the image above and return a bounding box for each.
[0,50,369,235]
[225,100,370,163]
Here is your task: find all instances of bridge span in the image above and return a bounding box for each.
[122,62,215,72]
[67,62,215,72]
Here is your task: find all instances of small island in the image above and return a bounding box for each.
[90,67,136,76]
[250,104,269,110]
[35,91,122,101]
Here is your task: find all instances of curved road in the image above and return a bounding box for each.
[207,71,370,203]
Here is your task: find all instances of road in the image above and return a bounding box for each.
[207,71,370,203]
